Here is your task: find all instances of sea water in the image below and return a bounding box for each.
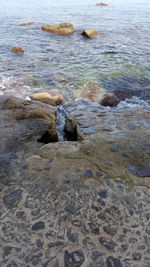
[0,0,150,105]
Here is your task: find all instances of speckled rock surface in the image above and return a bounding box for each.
[0,97,150,266]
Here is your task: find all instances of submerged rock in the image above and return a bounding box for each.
[75,82,105,102]
[10,46,24,54]
[96,2,108,6]
[19,22,34,27]
[42,23,76,35]
[113,89,133,101]
[100,93,120,107]
[30,92,64,106]
[81,29,98,38]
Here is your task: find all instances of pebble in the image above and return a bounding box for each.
[84,170,94,177]
[106,256,122,267]
[103,224,118,236]
[98,189,108,198]
[3,189,23,209]
[132,252,142,261]
[99,237,117,251]
[110,145,121,152]
[32,221,45,231]
[126,164,150,177]
[64,249,85,267]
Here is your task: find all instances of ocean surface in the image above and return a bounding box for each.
[0,0,150,106]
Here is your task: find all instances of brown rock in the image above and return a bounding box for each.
[81,29,98,38]
[42,23,76,35]
[75,83,105,102]
[100,93,120,107]
[30,92,64,106]
[10,46,24,54]
[113,89,133,101]
[3,97,58,142]
[96,2,108,6]
[19,22,34,27]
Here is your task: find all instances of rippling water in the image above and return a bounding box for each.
[0,0,150,104]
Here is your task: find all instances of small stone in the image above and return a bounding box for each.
[31,208,41,216]
[97,199,105,206]
[132,252,142,261]
[3,189,22,209]
[106,256,122,267]
[121,243,128,251]
[110,145,120,152]
[126,164,150,177]
[127,124,136,130]
[99,237,117,251]
[84,170,94,177]
[91,251,102,261]
[64,250,85,267]
[81,29,98,38]
[91,204,100,212]
[129,237,138,244]
[16,211,26,219]
[10,46,24,54]
[103,224,118,236]
[32,221,45,231]
[98,189,108,198]
[96,172,103,177]
[48,241,65,248]
[91,226,100,235]
[36,239,44,249]
[30,92,63,106]
[100,93,120,107]
[96,2,108,6]
[67,228,79,243]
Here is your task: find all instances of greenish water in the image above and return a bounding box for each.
[0,0,150,104]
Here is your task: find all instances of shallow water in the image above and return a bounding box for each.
[0,0,150,104]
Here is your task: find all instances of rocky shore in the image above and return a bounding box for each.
[0,95,150,267]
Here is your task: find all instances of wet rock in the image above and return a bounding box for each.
[91,251,102,261]
[74,82,105,102]
[132,252,142,261]
[3,189,22,209]
[32,221,45,231]
[99,237,117,251]
[100,93,120,107]
[67,228,79,243]
[48,241,65,248]
[19,22,34,26]
[103,224,118,236]
[0,97,58,153]
[30,92,63,106]
[96,2,108,6]
[110,144,121,152]
[16,211,26,219]
[81,29,98,38]
[84,169,94,177]
[36,239,44,249]
[106,256,122,267]
[42,23,76,35]
[10,46,24,54]
[98,189,108,198]
[126,165,150,177]
[113,89,133,101]
[64,250,85,267]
